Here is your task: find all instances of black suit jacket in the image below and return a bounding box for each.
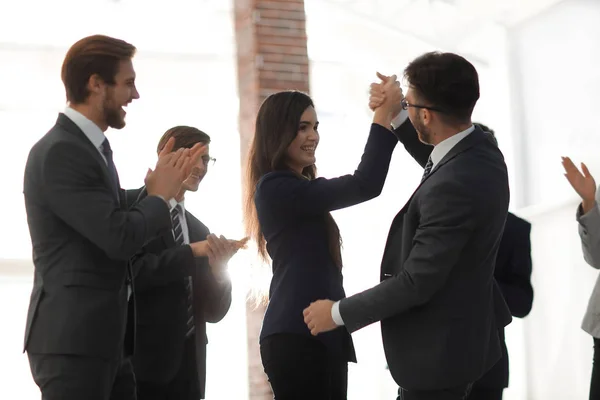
[129,188,232,399]
[23,113,172,360]
[474,211,534,389]
[339,120,512,390]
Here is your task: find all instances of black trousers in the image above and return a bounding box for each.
[397,383,473,400]
[136,337,201,400]
[28,352,135,400]
[466,386,503,400]
[590,338,600,400]
[260,333,348,400]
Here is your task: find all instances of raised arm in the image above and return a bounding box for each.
[577,187,600,269]
[392,113,433,168]
[561,157,600,268]
[40,142,172,261]
[257,123,398,216]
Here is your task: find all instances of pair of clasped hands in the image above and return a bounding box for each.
[143,136,249,269]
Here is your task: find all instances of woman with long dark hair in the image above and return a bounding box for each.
[244,78,402,399]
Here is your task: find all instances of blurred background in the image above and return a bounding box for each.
[0,0,599,398]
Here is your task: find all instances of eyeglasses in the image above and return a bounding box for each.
[202,156,216,167]
[401,98,445,113]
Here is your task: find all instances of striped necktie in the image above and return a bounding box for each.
[170,205,195,338]
[421,156,433,182]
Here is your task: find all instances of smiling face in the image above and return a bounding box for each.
[181,143,210,192]
[286,105,319,174]
[100,59,139,130]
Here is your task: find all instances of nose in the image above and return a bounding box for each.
[132,85,140,100]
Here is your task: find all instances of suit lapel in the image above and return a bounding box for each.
[56,113,120,203]
[382,127,489,258]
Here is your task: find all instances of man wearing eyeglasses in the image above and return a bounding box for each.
[127,126,238,400]
[303,52,512,400]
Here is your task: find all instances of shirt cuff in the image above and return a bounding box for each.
[331,300,345,326]
[391,109,409,130]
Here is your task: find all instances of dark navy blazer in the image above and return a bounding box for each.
[254,123,398,361]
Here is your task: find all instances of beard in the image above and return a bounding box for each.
[412,113,433,145]
[103,88,126,129]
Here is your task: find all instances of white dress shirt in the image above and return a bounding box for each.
[63,107,108,162]
[331,123,475,326]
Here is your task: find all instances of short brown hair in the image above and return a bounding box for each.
[156,126,211,153]
[404,51,479,124]
[61,35,136,104]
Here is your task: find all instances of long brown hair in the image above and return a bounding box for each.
[243,91,343,269]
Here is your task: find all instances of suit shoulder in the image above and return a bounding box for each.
[507,212,531,232]
[255,170,301,201]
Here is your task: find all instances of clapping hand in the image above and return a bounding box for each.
[145,137,207,200]
[189,234,249,277]
[562,156,597,214]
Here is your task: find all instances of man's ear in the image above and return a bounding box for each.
[87,74,105,96]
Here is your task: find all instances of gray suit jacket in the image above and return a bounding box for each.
[339,121,512,391]
[23,114,172,360]
[577,186,600,338]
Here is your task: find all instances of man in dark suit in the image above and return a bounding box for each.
[129,126,240,400]
[467,124,534,400]
[23,35,201,400]
[304,52,512,400]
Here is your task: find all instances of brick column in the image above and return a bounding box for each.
[233,1,310,399]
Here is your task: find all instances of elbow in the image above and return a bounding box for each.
[363,185,384,201]
[204,303,231,323]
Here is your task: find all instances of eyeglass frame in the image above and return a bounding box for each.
[400,98,445,113]
[201,155,216,167]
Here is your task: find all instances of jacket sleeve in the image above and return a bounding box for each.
[42,142,171,261]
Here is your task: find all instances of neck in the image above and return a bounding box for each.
[69,102,108,132]
[174,189,186,203]
[431,122,472,146]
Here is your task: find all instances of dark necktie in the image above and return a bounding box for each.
[421,156,433,182]
[100,139,120,199]
[171,205,195,338]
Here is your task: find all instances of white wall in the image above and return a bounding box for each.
[0,1,249,399]
[507,0,600,398]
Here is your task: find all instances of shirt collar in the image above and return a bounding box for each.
[430,125,475,168]
[63,107,106,150]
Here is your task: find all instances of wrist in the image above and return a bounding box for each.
[373,109,393,129]
[582,199,596,214]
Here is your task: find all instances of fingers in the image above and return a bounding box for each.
[376,71,390,82]
[189,143,207,164]
[582,162,592,178]
[383,74,398,89]
[158,137,175,158]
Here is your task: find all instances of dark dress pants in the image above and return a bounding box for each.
[260,333,348,400]
[28,352,135,400]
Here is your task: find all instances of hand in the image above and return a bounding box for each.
[303,299,337,336]
[206,234,239,278]
[562,156,597,212]
[371,72,403,127]
[369,72,388,111]
[229,236,250,250]
[145,138,207,200]
[189,240,209,257]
